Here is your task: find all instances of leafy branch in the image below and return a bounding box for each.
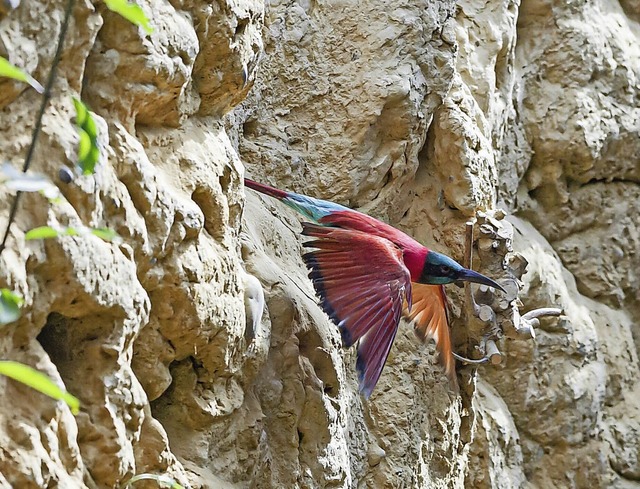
[0,0,154,421]
[0,0,76,257]
[0,0,153,256]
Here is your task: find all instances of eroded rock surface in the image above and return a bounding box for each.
[0,0,639,488]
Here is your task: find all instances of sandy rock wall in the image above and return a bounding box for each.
[0,0,639,488]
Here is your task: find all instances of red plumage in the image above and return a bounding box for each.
[319,211,428,282]
[301,223,412,397]
[245,178,289,199]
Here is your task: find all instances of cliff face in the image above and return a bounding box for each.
[0,0,638,488]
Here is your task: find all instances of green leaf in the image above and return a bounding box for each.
[104,0,153,35]
[79,145,100,176]
[0,56,44,93]
[26,226,80,239]
[123,473,184,489]
[0,361,80,414]
[25,226,61,240]
[90,227,121,242]
[25,225,120,243]
[72,97,100,175]
[77,128,91,163]
[83,109,98,140]
[0,289,23,326]
[72,97,88,127]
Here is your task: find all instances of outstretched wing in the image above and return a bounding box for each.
[403,283,457,389]
[301,222,412,398]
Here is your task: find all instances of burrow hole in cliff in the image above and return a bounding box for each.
[37,312,75,381]
[297,329,339,397]
[191,186,224,240]
[242,118,259,138]
[235,17,249,38]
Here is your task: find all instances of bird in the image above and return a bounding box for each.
[245,178,504,398]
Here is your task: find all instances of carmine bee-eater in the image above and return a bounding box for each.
[245,178,505,398]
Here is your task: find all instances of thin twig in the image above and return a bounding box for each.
[463,221,474,270]
[0,0,76,257]
[463,221,480,316]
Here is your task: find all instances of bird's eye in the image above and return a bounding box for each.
[439,265,451,275]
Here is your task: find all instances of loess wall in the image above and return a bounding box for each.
[0,0,639,488]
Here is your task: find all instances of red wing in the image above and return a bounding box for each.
[319,210,420,252]
[301,222,412,398]
[403,283,457,389]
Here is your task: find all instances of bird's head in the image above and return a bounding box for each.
[420,251,505,292]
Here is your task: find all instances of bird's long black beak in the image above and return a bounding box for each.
[458,269,506,293]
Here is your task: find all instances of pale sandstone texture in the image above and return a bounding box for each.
[0,0,639,488]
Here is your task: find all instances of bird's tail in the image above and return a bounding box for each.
[244,177,351,223]
[244,178,288,200]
